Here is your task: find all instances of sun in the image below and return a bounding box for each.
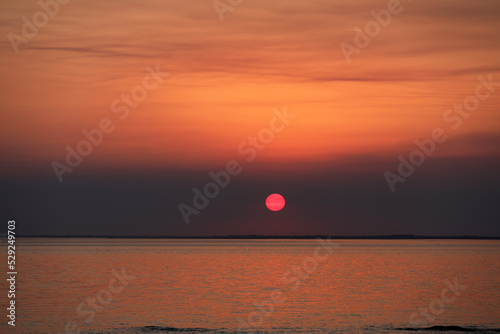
[266,194,285,211]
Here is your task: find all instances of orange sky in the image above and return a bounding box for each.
[1,0,499,175]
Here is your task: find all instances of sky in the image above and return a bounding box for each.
[1,0,499,236]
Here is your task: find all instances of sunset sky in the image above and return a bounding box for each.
[1,0,499,236]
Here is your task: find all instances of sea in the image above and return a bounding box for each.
[2,238,499,333]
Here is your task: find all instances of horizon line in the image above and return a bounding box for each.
[10,234,500,240]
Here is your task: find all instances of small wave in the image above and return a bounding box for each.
[83,326,231,334]
[397,325,500,332]
[140,326,214,332]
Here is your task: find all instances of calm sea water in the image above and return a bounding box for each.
[2,239,499,334]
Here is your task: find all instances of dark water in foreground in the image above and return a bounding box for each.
[2,239,499,333]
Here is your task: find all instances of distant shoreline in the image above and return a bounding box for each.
[11,235,500,240]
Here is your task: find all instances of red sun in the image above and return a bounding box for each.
[266,194,285,211]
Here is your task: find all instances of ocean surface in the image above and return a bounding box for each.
[2,238,499,333]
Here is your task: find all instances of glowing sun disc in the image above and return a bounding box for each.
[266,194,285,211]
